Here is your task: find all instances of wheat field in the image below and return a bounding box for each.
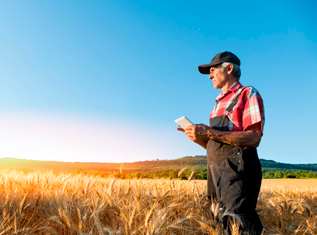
[0,169,316,234]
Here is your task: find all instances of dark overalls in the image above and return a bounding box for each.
[207,89,263,234]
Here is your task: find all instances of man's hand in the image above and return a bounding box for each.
[177,124,210,149]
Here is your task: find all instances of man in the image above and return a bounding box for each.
[177,51,264,234]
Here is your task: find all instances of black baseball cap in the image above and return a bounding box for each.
[198,51,241,74]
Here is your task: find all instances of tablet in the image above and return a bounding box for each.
[174,116,194,129]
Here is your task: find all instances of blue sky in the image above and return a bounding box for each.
[0,0,316,163]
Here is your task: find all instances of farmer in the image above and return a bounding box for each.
[177,51,264,234]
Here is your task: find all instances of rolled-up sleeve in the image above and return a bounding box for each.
[242,87,265,132]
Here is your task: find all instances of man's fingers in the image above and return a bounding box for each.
[176,127,185,132]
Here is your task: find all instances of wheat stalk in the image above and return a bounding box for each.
[145,203,157,228]
[94,213,105,235]
[19,193,28,215]
[108,178,116,194]
[120,164,124,174]
[134,195,141,212]
[77,208,83,232]
[117,205,128,222]
[125,185,132,195]
[129,207,136,228]
[178,167,187,178]
[188,171,195,181]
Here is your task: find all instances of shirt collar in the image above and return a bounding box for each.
[215,81,242,102]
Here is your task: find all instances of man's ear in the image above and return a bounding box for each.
[227,63,234,75]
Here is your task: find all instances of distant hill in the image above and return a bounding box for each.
[1,156,317,173]
[260,159,317,172]
[0,156,207,173]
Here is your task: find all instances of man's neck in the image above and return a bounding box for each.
[221,78,238,93]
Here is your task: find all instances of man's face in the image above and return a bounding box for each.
[209,65,229,90]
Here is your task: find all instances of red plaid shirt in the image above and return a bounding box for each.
[210,81,265,132]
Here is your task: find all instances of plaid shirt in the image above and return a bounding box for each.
[210,81,265,132]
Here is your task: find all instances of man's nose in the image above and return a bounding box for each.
[209,73,213,80]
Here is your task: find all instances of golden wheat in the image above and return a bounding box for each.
[0,169,316,234]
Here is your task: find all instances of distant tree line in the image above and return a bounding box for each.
[73,168,317,179]
[262,170,317,179]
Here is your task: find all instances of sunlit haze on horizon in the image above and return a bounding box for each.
[0,112,194,163]
[0,1,316,163]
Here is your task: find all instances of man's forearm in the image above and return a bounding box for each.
[182,123,262,149]
[193,138,208,150]
[204,128,261,148]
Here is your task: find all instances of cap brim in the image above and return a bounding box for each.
[198,62,222,74]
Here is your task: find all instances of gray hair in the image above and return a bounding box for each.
[221,62,241,80]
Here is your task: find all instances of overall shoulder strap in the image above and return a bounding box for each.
[226,86,249,112]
